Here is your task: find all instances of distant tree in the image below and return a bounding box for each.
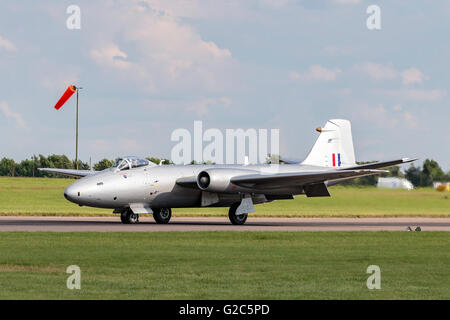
[0,158,17,176]
[16,159,35,177]
[381,165,404,178]
[47,154,73,169]
[420,159,445,186]
[94,159,114,171]
[266,154,281,164]
[73,160,90,170]
[189,160,215,165]
[405,164,421,187]
[340,161,378,186]
[147,157,172,165]
[34,154,53,177]
[446,170,450,182]
[341,175,378,186]
[404,159,444,187]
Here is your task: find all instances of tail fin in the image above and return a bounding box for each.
[302,119,356,168]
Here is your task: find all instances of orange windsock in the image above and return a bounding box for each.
[54,85,77,110]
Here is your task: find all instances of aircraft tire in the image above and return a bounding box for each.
[120,209,139,224]
[228,203,248,225]
[153,207,172,224]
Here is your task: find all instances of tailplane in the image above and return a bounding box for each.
[302,119,356,168]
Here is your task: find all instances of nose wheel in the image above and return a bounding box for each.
[153,207,172,224]
[120,209,139,224]
[228,203,248,225]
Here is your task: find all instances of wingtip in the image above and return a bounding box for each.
[402,157,418,163]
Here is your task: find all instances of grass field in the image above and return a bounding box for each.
[0,231,449,299]
[0,177,449,217]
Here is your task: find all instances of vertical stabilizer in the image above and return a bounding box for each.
[302,119,356,168]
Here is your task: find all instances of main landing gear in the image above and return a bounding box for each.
[228,202,248,225]
[153,207,172,224]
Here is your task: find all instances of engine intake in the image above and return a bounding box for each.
[197,171,211,189]
[196,168,256,193]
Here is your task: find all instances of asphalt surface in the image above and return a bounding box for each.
[0,216,449,231]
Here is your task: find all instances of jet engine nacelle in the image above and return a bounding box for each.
[196,168,256,193]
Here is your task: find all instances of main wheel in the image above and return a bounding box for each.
[120,209,139,224]
[153,207,172,224]
[228,203,248,225]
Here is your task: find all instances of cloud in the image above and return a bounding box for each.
[118,138,142,154]
[0,102,27,129]
[40,69,79,91]
[290,65,341,82]
[355,62,397,80]
[90,44,132,69]
[259,0,290,9]
[331,0,361,4]
[404,111,418,128]
[87,139,111,153]
[386,89,445,102]
[352,103,397,128]
[323,45,354,56]
[0,35,16,51]
[401,68,429,85]
[347,102,419,129]
[88,2,234,94]
[186,97,232,116]
[355,63,430,86]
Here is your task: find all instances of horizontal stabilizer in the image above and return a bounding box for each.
[343,158,417,170]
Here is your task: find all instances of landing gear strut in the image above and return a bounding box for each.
[228,203,248,225]
[120,209,139,224]
[153,207,172,224]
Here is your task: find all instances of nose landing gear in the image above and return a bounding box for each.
[120,209,139,224]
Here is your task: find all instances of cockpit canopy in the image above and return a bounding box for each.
[113,156,150,171]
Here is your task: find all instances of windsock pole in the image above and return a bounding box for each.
[53,84,82,170]
[75,87,82,170]
[76,89,79,170]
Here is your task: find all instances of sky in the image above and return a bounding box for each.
[0,0,449,170]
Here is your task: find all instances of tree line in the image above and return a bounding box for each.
[0,154,448,187]
[341,159,449,187]
[0,155,171,178]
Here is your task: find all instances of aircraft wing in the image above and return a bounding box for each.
[176,169,385,193]
[342,158,417,170]
[230,169,385,189]
[38,168,97,178]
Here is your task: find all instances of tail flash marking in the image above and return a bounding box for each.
[332,153,336,167]
[338,153,341,167]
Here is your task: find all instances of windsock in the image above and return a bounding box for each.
[54,85,77,110]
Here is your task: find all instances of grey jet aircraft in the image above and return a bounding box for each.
[40,119,416,225]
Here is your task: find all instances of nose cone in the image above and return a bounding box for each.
[64,183,79,204]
